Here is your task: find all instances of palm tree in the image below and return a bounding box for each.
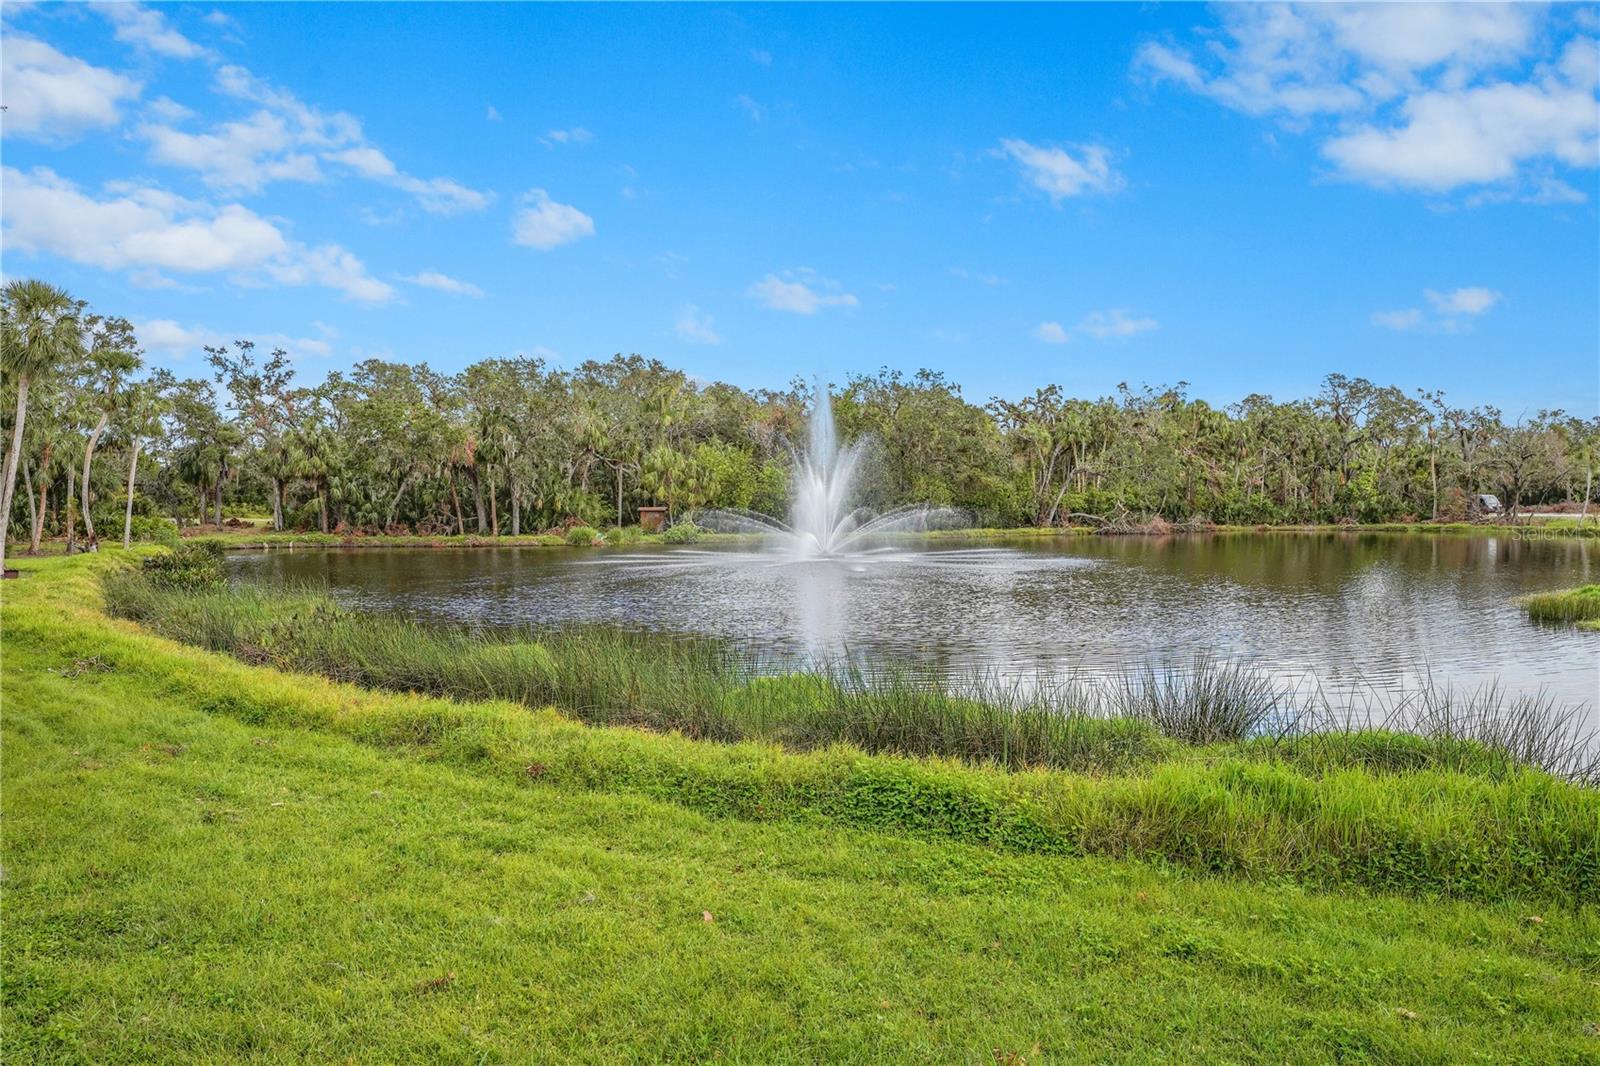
[121,375,170,548]
[1,280,82,569]
[77,316,142,551]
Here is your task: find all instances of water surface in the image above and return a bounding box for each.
[231,532,1599,714]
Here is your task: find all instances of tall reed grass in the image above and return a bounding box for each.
[101,570,1600,782]
[1520,584,1600,626]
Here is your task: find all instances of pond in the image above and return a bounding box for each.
[230,532,1599,718]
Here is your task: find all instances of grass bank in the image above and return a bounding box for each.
[168,515,1598,553]
[5,551,1594,907]
[1520,585,1600,631]
[7,590,1598,1063]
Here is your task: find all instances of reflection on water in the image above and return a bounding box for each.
[230,533,1600,716]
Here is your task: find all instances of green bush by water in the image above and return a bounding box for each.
[661,521,704,544]
[565,525,601,546]
[1520,585,1600,627]
[132,540,226,590]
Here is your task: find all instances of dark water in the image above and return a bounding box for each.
[230,533,1599,715]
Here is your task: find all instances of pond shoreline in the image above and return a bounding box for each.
[185,518,1598,552]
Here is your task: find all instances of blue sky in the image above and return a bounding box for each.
[3,2,1597,415]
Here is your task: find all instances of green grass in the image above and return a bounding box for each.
[6,552,1596,908]
[5,556,1600,1062]
[1520,585,1600,630]
[100,562,1600,784]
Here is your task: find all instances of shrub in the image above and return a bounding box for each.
[135,541,226,591]
[604,525,643,546]
[566,525,601,547]
[125,514,180,547]
[661,521,704,544]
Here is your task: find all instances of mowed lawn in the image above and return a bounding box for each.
[2,567,1597,1062]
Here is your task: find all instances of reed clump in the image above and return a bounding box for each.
[102,567,1599,783]
[1519,584,1600,628]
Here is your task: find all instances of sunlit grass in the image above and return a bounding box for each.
[7,599,1597,1061]
[1520,584,1600,628]
[25,553,1580,904]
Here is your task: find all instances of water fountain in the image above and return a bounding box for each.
[691,388,967,557]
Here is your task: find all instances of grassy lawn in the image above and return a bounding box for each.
[4,552,1599,1063]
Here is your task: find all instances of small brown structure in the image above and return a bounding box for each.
[638,506,668,533]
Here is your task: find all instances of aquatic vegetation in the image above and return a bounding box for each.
[101,568,1600,784]
[133,540,227,590]
[1520,584,1600,628]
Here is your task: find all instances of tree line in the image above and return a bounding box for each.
[3,278,1595,564]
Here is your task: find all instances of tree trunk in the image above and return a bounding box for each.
[1428,426,1438,522]
[65,465,76,554]
[22,461,37,554]
[123,439,143,549]
[449,477,465,535]
[471,470,487,532]
[0,374,29,570]
[385,475,411,530]
[616,463,624,527]
[82,412,108,550]
[488,471,499,536]
[31,475,48,553]
[319,481,330,534]
[214,479,223,528]
[271,477,284,532]
[511,485,521,536]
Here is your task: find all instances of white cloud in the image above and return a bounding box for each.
[140,111,322,192]
[0,35,142,140]
[266,243,394,304]
[747,269,859,314]
[95,2,207,60]
[133,64,491,211]
[1137,6,1598,199]
[1426,286,1502,315]
[2,166,394,303]
[735,94,765,121]
[486,105,502,122]
[136,318,216,356]
[1076,308,1159,340]
[326,145,395,179]
[675,305,722,345]
[326,145,490,214]
[751,49,773,66]
[951,267,1008,286]
[1033,321,1069,344]
[512,189,595,249]
[998,138,1122,202]
[1371,308,1424,331]
[145,96,194,123]
[1321,74,1598,192]
[1372,286,1503,332]
[404,270,484,298]
[136,318,336,361]
[541,127,594,146]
